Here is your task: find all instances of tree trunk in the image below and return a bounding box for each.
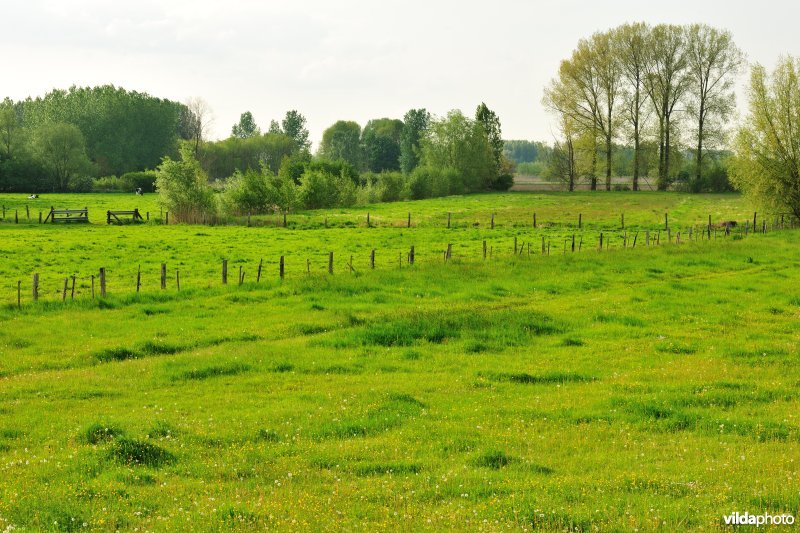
[695,102,705,192]
[605,132,612,191]
[663,115,671,190]
[657,115,666,190]
[606,104,613,191]
[632,85,640,191]
[590,129,598,191]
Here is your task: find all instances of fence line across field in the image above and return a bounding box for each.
[2,204,798,234]
[9,216,797,309]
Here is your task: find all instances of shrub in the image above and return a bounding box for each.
[377,171,404,202]
[68,174,95,192]
[121,171,157,192]
[155,146,217,223]
[93,175,124,192]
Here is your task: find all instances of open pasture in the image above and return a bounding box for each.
[1,192,799,530]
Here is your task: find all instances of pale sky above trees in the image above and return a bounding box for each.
[3,0,799,148]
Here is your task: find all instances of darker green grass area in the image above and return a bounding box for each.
[109,438,176,468]
[314,394,425,440]
[172,363,251,381]
[80,423,125,444]
[484,371,596,385]
[472,450,515,469]
[333,309,565,349]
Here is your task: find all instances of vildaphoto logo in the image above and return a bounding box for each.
[723,512,795,527]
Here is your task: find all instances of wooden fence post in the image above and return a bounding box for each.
[599,233,603,250]
[329,252,334,274]
[26,205,29,220]
[70,276,75,299]
[222,259,228,284]
[447,212,451,228]
[370,249,375,269]
[483,240,487,260]
[753,212,757,231]
[39,211,42,224]
[280,255,285,280]
[91,275,95,298]
[176,270,180,291]
[409,246,415,265]
[533,213,537,228]
[541,236,546,254]
[571,234,575,252]
[17,280,21,309]
[257,259,263,283]
[514,236,518,254]
[62,278,68,301]
[446,244,452,261]
[491,213,495,229]
[161,263,166,290]
[32,274,39,302]
[239,266,244,285]
[578,213,582,229]
[367,212,370,227]
[15,210,18,224]
[349,256,354,273]
[136,265,141,292]
[621,213,624,229]
[99,268,106,298]
[407,212,411,228]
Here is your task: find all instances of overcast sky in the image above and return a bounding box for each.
[3,0,800,149]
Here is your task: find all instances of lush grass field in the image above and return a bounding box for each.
[1,192,799,530]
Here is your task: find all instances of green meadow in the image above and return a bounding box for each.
[1,192,799,530]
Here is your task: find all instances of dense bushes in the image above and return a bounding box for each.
[155,147,217,223]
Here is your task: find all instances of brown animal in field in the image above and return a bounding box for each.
[714,220,737,229]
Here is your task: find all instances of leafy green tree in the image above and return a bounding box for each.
[686,24,744,191]
[35,123,93,192]
[0,98,21,159]
[362,118,403,172]
[644,24,691,189]
[475,103,504,171]
[319,120,361,168]
[419,110,495,195]
[155,145,217,223]
[614,22,652,191]
[730,57,800,219]
[400,109,430,174]
[281,111,311,153]
[231,111,261,139]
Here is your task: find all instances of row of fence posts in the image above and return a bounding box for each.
[3,205,797,232]
[12,212,798,308]
[0,218,736,307]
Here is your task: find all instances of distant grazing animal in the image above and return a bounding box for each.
[135,188,143,196]
[715,220,737,229]
[27,194,39,199]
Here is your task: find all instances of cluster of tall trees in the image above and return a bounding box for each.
[0,86,193,192]
[543,23,743,192]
